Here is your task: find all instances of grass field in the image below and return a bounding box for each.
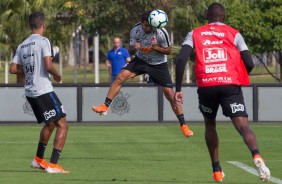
[0,62,280,84]
[0,122,281,184]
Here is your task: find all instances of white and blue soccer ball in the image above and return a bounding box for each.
[148,9,168,28]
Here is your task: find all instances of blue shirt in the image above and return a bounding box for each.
[107,47,130,75]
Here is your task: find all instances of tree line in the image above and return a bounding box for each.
[0,0,282,81]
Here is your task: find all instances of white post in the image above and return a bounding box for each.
[170,31,175,82]
[74,23,78,83]
[170,31,174,45]
[186,62,190,83]
[59,46,63,78]
[94,34,99,83]
[5,58,8,84]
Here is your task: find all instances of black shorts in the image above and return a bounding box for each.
[197,85,248,119]
[123,56,173,88]
[26,92,66,124]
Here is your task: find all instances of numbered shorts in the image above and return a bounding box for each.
[26,91,66,124]
[197,85,248,119]
[123,56,173,88]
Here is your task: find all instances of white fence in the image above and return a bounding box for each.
[0,84,281,122]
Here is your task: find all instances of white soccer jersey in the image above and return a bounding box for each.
[130,23,171,65]
[12,34,54,97]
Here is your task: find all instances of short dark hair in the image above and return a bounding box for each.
[207,3,225,19]
[29,12,45,30]
[141,10,152,22]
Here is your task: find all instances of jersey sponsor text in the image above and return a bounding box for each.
[202,76,232,84]
[205,64,227,73]
[202,40,223,46]
[201,31,225,37]
[204,48,227,63]
[21,42,35,48]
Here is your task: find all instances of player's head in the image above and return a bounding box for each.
[29,12,45,30]
[113,36,121,49]
[207,3,225,23]
[141,10,152,33]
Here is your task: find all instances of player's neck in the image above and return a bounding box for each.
[32,28,44,36]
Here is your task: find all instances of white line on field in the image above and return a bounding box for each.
[228,161,282,184]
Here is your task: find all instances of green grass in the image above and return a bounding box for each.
[0,62,280,84]
[0,63,141,84]
[0,123,281,184]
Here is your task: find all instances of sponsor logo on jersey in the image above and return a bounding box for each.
[23,53,34,59]
[202,77,232,83]
[202,40,223,46]
[21,42,35,48]
[230,103,245,113]
[201,31,225,37]
[205,64,227,73]
[203,48,227,63]
[43,109,56,121]
[25,64,34,73]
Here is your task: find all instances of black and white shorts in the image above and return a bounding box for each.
[197,85,248,119]
[26,91,66,124]
[123,56,173,88]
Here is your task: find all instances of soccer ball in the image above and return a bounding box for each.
[148,9,168,28]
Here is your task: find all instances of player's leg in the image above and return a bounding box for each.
[221,85,270,181]
[145,62,193,137]
[231,117,259,152]
[203,116,224,181]
[35,92,69,173]
[92,69,136,115]
[198,87,224,181]
[92,57,141,115]
[46,117,69,173]
[27,96,50,170]
[162,86,193,137]
[107,69,137,99]
[231,116,270,181]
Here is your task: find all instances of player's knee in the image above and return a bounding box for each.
[61,121,68,132]
[114,75,124,84]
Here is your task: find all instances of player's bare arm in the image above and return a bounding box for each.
[151,44,171,55]
[44,56,62,82]
[9,63,24,75]
[128,43,142,55]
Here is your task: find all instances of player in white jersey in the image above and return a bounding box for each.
[9,12,69,173]
[92,11,193,138]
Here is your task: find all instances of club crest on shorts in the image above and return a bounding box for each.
[230,103,244,113]
[110,91,130,116]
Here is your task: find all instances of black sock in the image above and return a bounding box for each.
[50,148,61,164]
[104,97,112,107]
[177,114,186,126]
[212,161,222,172]
[36,142,47,159]
[251,149,260,158]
